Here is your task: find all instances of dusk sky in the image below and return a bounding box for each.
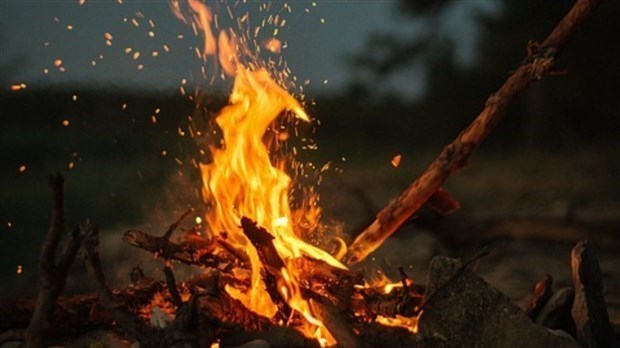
[1,1,493,98]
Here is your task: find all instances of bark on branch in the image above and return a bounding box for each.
[344,0,604,265]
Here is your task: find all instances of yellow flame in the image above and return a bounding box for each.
[173,1,346,345]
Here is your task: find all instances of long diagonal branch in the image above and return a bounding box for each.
[344,0,603,266]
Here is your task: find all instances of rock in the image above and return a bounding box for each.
[536,287,575,333]
[570,240,617,347]
[417,256,580,347]
[231,339,271,348]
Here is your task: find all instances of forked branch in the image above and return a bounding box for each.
[25,175,88,348]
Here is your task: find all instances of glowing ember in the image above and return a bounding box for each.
[376,314,420,334]
[264,38,282,54]
[391,154,402,168]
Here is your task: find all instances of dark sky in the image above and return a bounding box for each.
[1,0,494,98]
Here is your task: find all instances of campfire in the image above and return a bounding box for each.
[1,0,617,347]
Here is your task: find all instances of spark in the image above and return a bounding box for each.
[391,155,402,168]
[18,165,26,173]
[10,83,27,91]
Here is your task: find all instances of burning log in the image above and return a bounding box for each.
[238,217,417,346]
[352,284,422,320]
[344,0,604,266]
[309,298,362,348]
[291,256,363,310]
[123,227,242,269]
[240,217,293,321]
[84,223,162,346]
[525,274,554,320]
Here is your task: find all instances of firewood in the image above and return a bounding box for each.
[291,256,362,310]
[84,223,162,346]
[525,274,554,320]
[123,228,239,268]
[344,0,604,266]
[352,285,422,319]
[570,240,616,347]
[186,272,273,332]
[163,265,184,307]
[239,217,293,321]
[0,279,164,341]
[25,175,89,348]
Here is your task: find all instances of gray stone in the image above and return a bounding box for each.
[417,256,580,348]
[536,287,574,330]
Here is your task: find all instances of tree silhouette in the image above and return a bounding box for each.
[349,0,620,148]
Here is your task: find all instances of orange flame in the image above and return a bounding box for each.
[171,1,418,343]
[172,0,347,345]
